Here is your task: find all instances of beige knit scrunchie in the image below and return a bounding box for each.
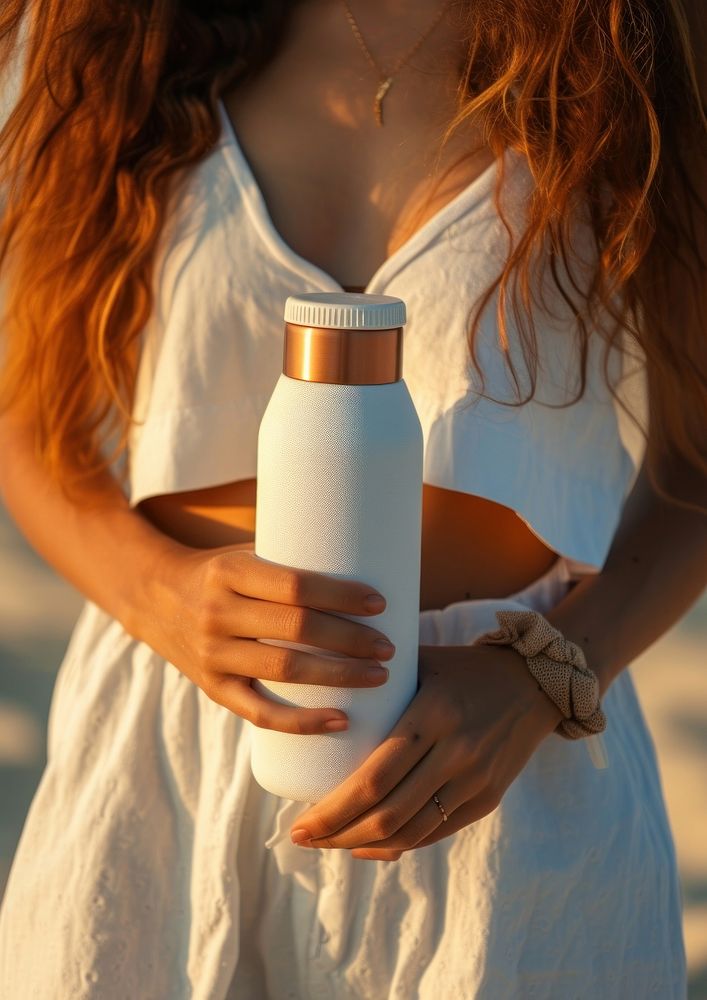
[474,610,607,740]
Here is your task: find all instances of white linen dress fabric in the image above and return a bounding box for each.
[0,98,686,999]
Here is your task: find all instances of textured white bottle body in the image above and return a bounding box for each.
[251,372,423,802]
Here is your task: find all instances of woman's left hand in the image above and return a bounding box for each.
[289,642,565,861]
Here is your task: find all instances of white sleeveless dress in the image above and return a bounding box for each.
[0,99,686,999]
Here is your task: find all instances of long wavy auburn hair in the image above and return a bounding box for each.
[0,0,705,506]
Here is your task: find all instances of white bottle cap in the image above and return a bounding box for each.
[284,292,406,330]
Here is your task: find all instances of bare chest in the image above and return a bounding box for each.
[220,5,494,288]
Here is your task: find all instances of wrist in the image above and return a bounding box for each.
[120,525,194,644]
[475,609,607,741]
[500,645,566,735]
[543,571,630,699]
[544,606,617,699]
[516,652,566,734]
[529,675,566,733]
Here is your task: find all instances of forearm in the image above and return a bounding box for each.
[545,458,707,697]
[0,414,189,637]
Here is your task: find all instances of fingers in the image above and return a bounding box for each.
[291,720,436,843]
[215,593,395,664]
[315,783,499,853]
[206,673,352,736]
[199,634,391,689]
[348,784,501,857]
[412,789,502,848]
[304,741,458,850]
[211,549,388,618]
[161,543,394,734]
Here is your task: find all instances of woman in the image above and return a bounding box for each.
[0,0,705,996]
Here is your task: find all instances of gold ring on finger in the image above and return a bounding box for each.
[432,792,448,822]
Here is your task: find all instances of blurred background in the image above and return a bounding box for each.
[1,499,706,996]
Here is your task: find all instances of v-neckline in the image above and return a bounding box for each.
[216,98,505,295]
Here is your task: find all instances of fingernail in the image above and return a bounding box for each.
[324,719,348,731]
[291,828,311,844]
[364,594,386,611]
[366,665,389,684]
[373,639,395,658]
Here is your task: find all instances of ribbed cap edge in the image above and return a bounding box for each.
[284,292,406,330]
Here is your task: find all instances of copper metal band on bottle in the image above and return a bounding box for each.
[283,322,403,385]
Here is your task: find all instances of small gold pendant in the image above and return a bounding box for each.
[373,77,393,127]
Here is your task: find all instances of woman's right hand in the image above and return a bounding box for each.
[140,541,396,735]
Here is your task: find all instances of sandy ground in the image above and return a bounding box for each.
[0,501,705,996]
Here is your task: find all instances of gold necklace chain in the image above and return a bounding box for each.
[340,0,452,126]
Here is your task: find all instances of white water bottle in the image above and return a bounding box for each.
[250,292,423,803]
